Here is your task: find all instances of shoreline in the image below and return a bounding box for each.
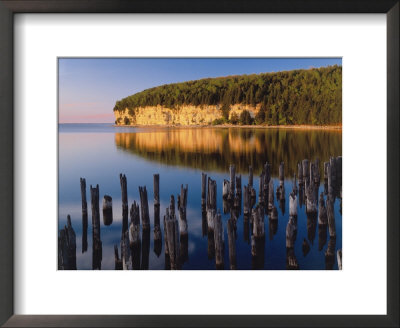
[113,124,342,130]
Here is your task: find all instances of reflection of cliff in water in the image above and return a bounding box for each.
[115,128,342,175]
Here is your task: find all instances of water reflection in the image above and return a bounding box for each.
[115,128,341,175]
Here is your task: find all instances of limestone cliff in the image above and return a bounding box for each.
[114,104,258,126]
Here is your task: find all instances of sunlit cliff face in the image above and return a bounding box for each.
[115,128,342,175]
[114,104,259,126]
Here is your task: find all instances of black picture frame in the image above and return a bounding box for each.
[0,1,398,327]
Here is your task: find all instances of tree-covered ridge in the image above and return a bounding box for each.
[114,65,342,125]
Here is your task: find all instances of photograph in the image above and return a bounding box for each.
[58,58,342,270]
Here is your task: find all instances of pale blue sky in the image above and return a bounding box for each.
[58,58,341,123]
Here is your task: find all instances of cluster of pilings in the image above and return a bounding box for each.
[59,173,189,270]
[59,155,342,270]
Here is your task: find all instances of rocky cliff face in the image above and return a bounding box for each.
[114,104,258,126]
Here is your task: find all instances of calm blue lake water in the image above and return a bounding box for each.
[58,123,342,270]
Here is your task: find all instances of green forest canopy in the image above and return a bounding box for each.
[114,65,342,125]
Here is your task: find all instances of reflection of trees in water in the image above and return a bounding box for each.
[115,128,342,176]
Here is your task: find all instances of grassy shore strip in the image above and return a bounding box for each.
[113,124,342,130]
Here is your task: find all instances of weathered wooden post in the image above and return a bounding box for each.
[120,174,129,236]
[58,215,77,270]
[201,173,207,207]
[318,193,328,225]
[270,206,278,221]
[286,248,299,270]
[251,235,265,269]
[80,177,88,253]
[248,165,253,187]
[268,179,274,211]
[286,216,297,249]
[229,164,235,200]
[235,175,242,197]
[250,186,256,208]
[129,201,141,269]
[258,172,265,205]
[165,205,180,270]
[227,218,236,270]
[90,184,102,270]
[337,249,342,270]
[289,192,297,217]
[306,166,317,215]
[114,244,123,270]
[178,184,188,236]
[243,185,249,215]
[314,158,320,184]
[102,195,113,226]
[252,205,265,239]
[222,179,230,200]
[153,173,160,206]
[214,211,224,269]
[153,175,161,256]
[121,230,131,270]
[207,208,216,233]
[325,237,336,270]
[139,186,150,231]
[326,195,336,238]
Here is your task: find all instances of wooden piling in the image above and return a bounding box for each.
[248,165,253,187]
[153,174,160,206]
[222,179,230,200]
[325,237,336,270]
[326,195,336,237]
[121,230,131,270]
[258,172,264,204]
[102,195,113,226]
[129,201,141,247]
[129,201,141,269]
[58,215,77,270]
[139,186,150,230]
[207,208,216,232]
[214,211,224,269]
[252,205,265,239]
[318,193,328,225]
[235,175,242,197]
[80,178,88,253]
[90,184,102,270]
[178,184,188,236]
[227,218,236,270]
[286,216,297,249]
[268,179,274,211]
[302,159,309,182]
[289,192,297,217]
[243,185,249,215]
[201,173,207,207]
[120,174,129,236]
[314,158,320,184]
[306,173,317,214]
[165,207,180,270]
[286,248,299,270]
[270,206,278,221]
